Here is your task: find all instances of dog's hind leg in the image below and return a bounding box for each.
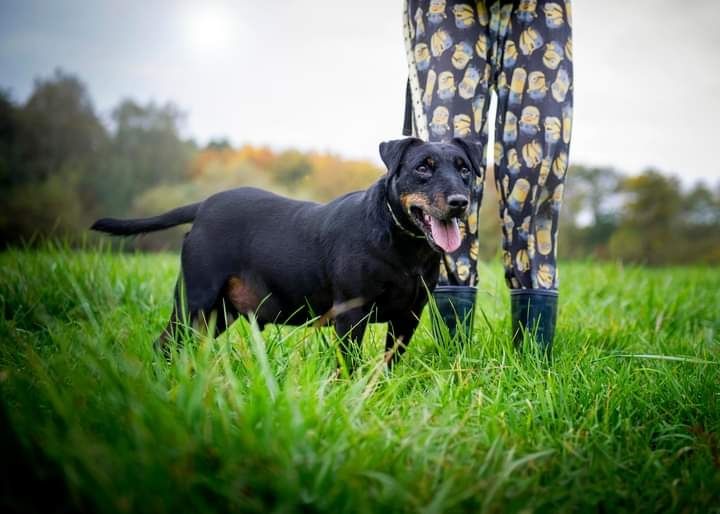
[154,302,185,359]
[154,270,229,358]
[153,275,195,358]
[154,298,237,360]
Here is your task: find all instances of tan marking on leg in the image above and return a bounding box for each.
[385,336,406,365]
[226,276,260,314]
[193,310,215,336]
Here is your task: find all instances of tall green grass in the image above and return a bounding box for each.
[1,245,719,513]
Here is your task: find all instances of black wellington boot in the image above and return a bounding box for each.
[510,289,558,356]
[432,285,477,341]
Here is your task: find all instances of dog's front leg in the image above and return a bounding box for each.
[385,312,421,369]
[334,308,369,375]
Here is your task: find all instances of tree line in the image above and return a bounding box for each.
[1,69,719,264]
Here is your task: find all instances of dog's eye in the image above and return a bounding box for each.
[416,165,431,176]
[459,166,471,177]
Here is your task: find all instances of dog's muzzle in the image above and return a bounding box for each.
[409,203,467,254]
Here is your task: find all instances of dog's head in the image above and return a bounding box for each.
[380,137,483,254]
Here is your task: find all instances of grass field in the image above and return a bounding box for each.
[1,246,719,513]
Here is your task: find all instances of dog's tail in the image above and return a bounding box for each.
[91,203,201,236]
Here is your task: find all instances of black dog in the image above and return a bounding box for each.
[92,137,481,367]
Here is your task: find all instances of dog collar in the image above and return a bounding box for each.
[386,201,425,239]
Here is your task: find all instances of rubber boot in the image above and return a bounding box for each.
[510,289,558,356]
[432,285,476,341]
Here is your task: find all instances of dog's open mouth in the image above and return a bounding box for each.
[410,206,462,253]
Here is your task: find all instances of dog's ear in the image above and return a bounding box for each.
[379,137,422,177]
[452,138,484,179]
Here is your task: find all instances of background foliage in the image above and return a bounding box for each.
[2,69,720,263]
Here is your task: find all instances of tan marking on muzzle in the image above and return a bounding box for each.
[226,276,260,314]
[400,192,431,213]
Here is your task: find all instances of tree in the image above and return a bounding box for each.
[0,90,22,187]
[0,71,109,246]
[18,69,108,184]
[558,165,621,259]
[676,182,720,264]
[97,99,195,214]
[609,171,683,264]
[269,149,312,189]
[206,138,232,151]
[683,182,719,226]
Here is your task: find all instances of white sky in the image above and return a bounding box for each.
[1,0,718,184]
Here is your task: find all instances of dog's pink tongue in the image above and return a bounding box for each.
[429,217,462,253]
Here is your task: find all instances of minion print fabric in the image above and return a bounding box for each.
[403,0,573,290]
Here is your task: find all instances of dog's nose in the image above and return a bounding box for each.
[447,194,469,210]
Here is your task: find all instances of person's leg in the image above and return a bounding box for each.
[493,0,573,353]
[403,0,494,334]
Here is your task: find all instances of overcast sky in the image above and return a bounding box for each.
[1,0,718,184]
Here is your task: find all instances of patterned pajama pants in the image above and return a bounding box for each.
[403,0,573,290]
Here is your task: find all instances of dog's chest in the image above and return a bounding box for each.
[373,269,427,315]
